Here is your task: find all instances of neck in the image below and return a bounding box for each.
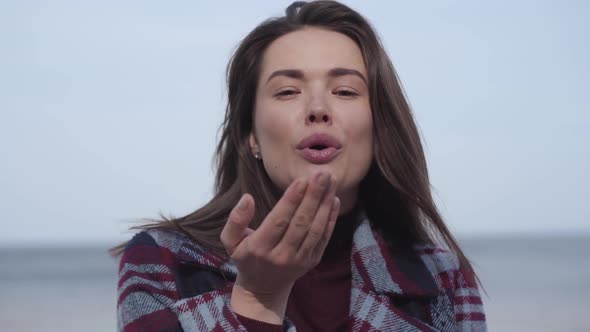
[322,202,360,261]
[336,187,358,216]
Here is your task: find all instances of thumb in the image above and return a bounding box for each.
[220,194,255,255]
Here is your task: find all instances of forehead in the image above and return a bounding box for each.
[260,27,367,77]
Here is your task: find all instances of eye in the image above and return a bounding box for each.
[334,89,359,97]
[274,89,299,98]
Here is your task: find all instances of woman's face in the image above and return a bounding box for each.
[250,27,373,213]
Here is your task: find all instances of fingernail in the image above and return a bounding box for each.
[333,197,341,215]
[295,179,307,195]
[316,172,329,186]
[238,195,248,210]
[329,176,337,192]
[315,172,323,182]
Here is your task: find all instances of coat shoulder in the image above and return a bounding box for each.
[412,243,462,290]
[119,228,234,274]
[412,243,482,296]
[119,230,181,270]
[145,228,237,275]
[414,243,460,269]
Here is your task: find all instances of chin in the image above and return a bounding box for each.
[299,163,338,179]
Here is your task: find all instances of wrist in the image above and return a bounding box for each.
[230,282,292,325]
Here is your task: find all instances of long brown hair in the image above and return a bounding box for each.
[110,0,480,286]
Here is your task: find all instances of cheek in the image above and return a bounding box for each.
[346,108,374,173]
[347,107,373,149]
[256,110,296,190]
[254,101,299,179]
[256,108,291,147]
[360,110,373,142]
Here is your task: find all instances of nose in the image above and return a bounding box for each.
[305,96,332,126]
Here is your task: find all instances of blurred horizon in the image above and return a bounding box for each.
[1,229,589,248]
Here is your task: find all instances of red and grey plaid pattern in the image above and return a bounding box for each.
[117,212,487,331]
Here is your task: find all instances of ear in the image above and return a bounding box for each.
[248,132,259,154]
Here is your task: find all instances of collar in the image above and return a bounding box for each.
[350,210,441,298]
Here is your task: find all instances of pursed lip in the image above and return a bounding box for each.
[295,133,343,164]
[296,133,342,150]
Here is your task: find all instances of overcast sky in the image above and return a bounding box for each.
[1,0,588,246]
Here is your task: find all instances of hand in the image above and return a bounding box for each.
[220,171,340,323]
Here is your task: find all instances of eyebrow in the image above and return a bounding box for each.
[265,67,368,86]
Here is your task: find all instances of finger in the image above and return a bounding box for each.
[313,196,340,259]
[253,179,308,250]
[275,172,331,254]
[297,176,337,259]
[220,194,255,255]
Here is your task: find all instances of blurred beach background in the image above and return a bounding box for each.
[1,0,588,331]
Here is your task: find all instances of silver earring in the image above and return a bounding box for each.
[254,152,261,160]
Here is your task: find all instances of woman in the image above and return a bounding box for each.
[113,1,487,331]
